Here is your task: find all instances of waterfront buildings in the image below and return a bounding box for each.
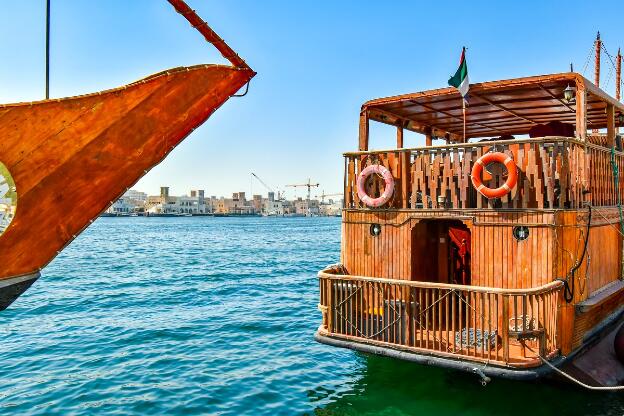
[105,187,342,216]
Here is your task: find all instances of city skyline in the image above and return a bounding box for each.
[1,1,622,196]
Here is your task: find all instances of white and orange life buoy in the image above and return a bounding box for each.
[356,164,395,208]
[471,152,518,199]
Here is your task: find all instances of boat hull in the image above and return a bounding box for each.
[0,64,254,283]
[0,272,40,311]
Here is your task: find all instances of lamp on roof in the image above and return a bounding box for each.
[563,84,575,103]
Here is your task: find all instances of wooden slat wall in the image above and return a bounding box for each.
[471,212,555,289]
[342,211,412,281]
[344,137,624,210]
[342,210,558,289]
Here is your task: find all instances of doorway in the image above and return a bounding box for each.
[410,220,471,285]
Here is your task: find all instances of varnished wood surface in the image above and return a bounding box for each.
[360,73,624,141]
[345,137,624,211]
[0,64,254,280]
[339,207,623,357]
[318,267,562,367]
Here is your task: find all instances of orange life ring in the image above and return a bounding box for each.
[356,164,395,207]
[471,152,518,199]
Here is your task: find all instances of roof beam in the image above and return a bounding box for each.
[410,99,508,136]
[470,92,538,125]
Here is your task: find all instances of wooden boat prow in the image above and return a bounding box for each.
[0,1,255,309]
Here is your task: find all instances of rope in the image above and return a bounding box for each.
[600,43,624,94]
[581,42,596,76]
[560,205,591,303]
[524,345,624,391]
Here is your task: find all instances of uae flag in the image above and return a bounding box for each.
[448,47,469,101]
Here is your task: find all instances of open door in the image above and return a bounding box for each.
[448,224,471,286]
[411,220,471,284]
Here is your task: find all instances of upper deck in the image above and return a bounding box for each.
[349,73,624,211]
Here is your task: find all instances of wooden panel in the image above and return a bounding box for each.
[344,137,624,211]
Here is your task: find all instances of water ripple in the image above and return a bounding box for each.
[0,217,622,415]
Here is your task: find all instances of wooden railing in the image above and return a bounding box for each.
[344,136,624,210]
[318,265,563,367]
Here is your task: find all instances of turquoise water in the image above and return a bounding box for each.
[1,217,622,415]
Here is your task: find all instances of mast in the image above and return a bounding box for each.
[45,0,50,99]
[166,0,251,71]
[594,32,601,88]
[592,32,601,134]
[616,48,622,101]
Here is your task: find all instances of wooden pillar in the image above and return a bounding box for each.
[425,132,432,147]
[607,103,615,147]
[592,33,601,134]
[358,110,369,151]
[396,125,404,148]
[576,83,587,141]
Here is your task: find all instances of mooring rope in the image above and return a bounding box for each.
[524,345,624,391]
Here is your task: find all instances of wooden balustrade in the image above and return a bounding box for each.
[344,136,624,210]
[318,267,563,367]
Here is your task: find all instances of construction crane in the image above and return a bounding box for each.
[251,172,283,200]
[285,178,319,201]
[316,191,342,203]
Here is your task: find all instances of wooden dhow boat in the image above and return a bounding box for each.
[316,45,624,385]
[0,0,255,309]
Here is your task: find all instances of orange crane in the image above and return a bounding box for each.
[285,178,319,201]
[316,191,342,203]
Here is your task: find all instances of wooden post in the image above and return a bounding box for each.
[607,104,615,147]
[359,110,369,151]
[425,129,433,147]
[618,49,622,134]
[576,82,587,141]
[396,124,404,148]
[593,33,601,133]
[462,100,467,142]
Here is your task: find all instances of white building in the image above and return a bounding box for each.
[106,197,135,215]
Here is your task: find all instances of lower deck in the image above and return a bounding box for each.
[318,265,562,368]
[318,208,624,369]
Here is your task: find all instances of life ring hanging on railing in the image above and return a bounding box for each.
[471,152,518,199]
[356,164,395,208]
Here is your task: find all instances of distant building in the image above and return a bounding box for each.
[106,197,135,215]
[145,187,208,214]
[216,191,257,215]
[294,198,320,216]
[124,189,147,204]
[319,199,343,216]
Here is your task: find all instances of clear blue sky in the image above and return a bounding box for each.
[1,0,622,199]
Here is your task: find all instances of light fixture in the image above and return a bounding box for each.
[513,226,529,241]
[563,84,575,103]
[370,223,382,237]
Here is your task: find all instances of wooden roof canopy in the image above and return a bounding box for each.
[360,72,624,148]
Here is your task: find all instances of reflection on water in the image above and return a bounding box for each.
[311,353,624,416]
[0,217,622,415]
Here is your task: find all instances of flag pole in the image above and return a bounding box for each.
[463,100,466,142]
